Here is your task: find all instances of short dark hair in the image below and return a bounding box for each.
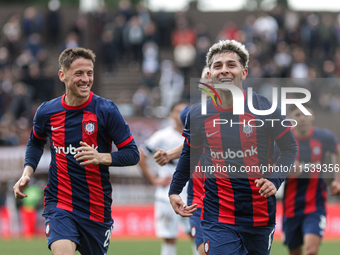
[170,102,188,113]
[206,40,249,69]
[59,47,96,71]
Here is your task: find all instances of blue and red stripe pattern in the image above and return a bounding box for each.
[182,91,293,227]
[187,157,206,209]
[283,126,338,218]
[27,92,136,223]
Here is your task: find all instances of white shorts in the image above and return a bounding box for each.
[155,199,190,239]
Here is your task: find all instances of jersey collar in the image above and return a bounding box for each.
[293,126,314,140]
[61,92,93,110]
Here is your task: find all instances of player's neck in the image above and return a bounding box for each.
[174,124,183,133]
[294,126,312,138]
[64,94,89,106]
[215,89,234,108]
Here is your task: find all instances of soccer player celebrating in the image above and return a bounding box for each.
[280,104,340,255]
[13,48,139,255]
[138,102,194,255]
[168,40,297,255]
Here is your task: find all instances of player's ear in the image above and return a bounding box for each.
[242,68,248,80]
[58,69,65,82]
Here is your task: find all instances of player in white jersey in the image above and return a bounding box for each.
[138,102,192,255]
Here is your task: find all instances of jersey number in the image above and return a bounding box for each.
[104,226,113,248]
[268,228,275,250]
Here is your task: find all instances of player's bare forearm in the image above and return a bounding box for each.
[167,144,183,161]
[13,165,34,199]
[254,178,277,198]
[169,194,197,217]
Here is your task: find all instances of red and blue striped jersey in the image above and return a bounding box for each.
[187,156,205,208]
[184,91,293,227]
[283,126,338,218]
[27,92,136,223]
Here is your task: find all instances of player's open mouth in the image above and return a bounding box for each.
[79,85,89,89]
[219,78,233,83]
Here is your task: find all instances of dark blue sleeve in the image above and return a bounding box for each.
[24,104,48,171]
[105,101,139,166]
[269,130,297,190]
[24,130,48,171]
[169,105,203,195]
[169,140,202,195]
[180,106,190,126]
[110,140,140,166]
[322,129,338,153]
[106,102,134,148]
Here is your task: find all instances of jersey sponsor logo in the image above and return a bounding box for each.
[53,143,98,155]
[242,124,254,137]
[51,125,64,131]
[206,131,219,137]
[83,121,97,135]
[210,146,258,160]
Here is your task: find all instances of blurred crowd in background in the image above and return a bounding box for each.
[1,0,340,147]
[1,0,340,238]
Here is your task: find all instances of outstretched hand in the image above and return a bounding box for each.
[13,176,31,199]
[169,194,197,217]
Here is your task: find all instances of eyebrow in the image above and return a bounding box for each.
[213,60,237,65]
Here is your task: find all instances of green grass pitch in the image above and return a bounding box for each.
[0,238,339,255]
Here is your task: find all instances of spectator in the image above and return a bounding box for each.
[291,47,308,79]
[100,30,115,72]
[113,14,127,62]
[124,16,144,64]
[46,0,61,46]
[253,12,279,45]
[9,82,33,120]
[158,60,184,115]
[142,41,159,88]
[22,7,44,38]
[217,21,239,41]
[274,41,292,77]
[2,14,22,62]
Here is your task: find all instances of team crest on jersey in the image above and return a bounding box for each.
[191,225,196,238]
[204,240,210,255]
[45,222,50,237]
[83,121,97,135]
[242,124,254,137]
[313,146,321,155]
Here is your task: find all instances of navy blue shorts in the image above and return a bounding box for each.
[201,220,275,255]
[44,208,113,255]
[283,211,326,250]
[190,208,204,248]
